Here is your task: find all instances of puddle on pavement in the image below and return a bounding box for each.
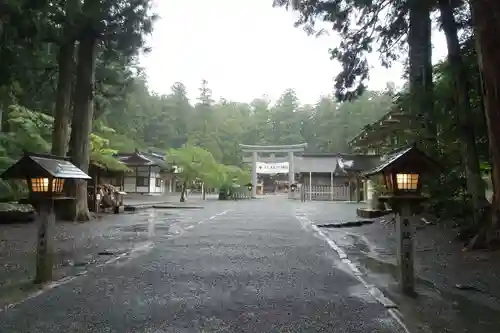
[353,252,500,333]
[358,255,398,278]
[0,279,40,308]
[347,283,379,304]
[343,234,371,253]
[114,217,181,235]
[119,224,149,233]
[393,285,500,333]
[329,228,500,333]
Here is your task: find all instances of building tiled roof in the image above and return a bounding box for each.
[337,154,382,172]
[287,153,383,174]
[115,150,172,170]
[295,156,338,173]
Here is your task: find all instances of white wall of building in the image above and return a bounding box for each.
[148,166,164,194]
[366,179,374,201]
[122,166,166,194]
[124,177,136,193]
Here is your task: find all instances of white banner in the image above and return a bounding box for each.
[256,162,289,174]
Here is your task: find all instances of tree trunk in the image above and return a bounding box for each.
[408,0,435,150]
[51,41,75,157]
[468,0,500,248]
[67,30,98,221]
[438,0,489,227]
[180,182,186,202]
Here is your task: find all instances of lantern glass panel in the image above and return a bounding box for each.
[396,173,419,191]
[53,178,65,193]
[31,178,49,192]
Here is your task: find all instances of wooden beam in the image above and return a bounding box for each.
[240,143,307,153]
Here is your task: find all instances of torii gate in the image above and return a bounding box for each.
[239,143,307,198]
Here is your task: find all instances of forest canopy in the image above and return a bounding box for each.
[2,0,498,244]
[0,74,394,166]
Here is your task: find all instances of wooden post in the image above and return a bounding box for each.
[92,172,99,213]
[288,151,294,199]
[309,172,312,201]
[147,165,151,193]
[330,171,334,201]
[251,151,257,198]
[397,202,415,295]
[34,200,56,284]
[355,175,361,203]
[348,178,353,201]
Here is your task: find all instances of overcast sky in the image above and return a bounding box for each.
[139,0,448,104]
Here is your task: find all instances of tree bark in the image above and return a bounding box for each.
[67,29,98,221]
[51,0,79,157]
[468,0,500,248]
[438,0,488,226]
[408,0,435,150]
[51,41,75,157]
[180,181,186,202]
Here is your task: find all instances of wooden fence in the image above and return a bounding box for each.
[299,184,350,201]
[231,188,251,200]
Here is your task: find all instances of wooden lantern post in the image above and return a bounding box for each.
[1,152,91,284]
[382,170,424,295]
[363,144,438,295]
[28,176,61,283]
[246,183,253,199]
[289,183,297,200]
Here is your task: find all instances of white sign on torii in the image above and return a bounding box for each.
[256,162,289,174]
[239,143,307,198]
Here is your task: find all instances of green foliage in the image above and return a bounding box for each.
[90,133,129,171]
[0,104,127,172]
[102,77,393,160]
[0,105,48,201]
[166,145,250,190]
[273,0,474,103]
[222,165,251,186]
[166,145,218,183]
[0,104,130,199]
[273,0,411,101]
[1,105,52,158]
[380,41,490,221]
[0,0,396,172]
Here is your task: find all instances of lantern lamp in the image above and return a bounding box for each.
[28,177,66,198]
[383,170,421,196]
[290,183,297,192]
[29,177,50,193]
[246,183,253,191]
[396,173,419,191]
[28,177,66,195]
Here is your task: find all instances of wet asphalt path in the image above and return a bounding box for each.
[0,197,404,332]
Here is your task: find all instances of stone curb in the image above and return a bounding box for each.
[317,220,374,228]
[152,205,203,209]
[124,203,203,211]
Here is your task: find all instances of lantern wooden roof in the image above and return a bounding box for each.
[362,144,438,177]
[1,152,91,180]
